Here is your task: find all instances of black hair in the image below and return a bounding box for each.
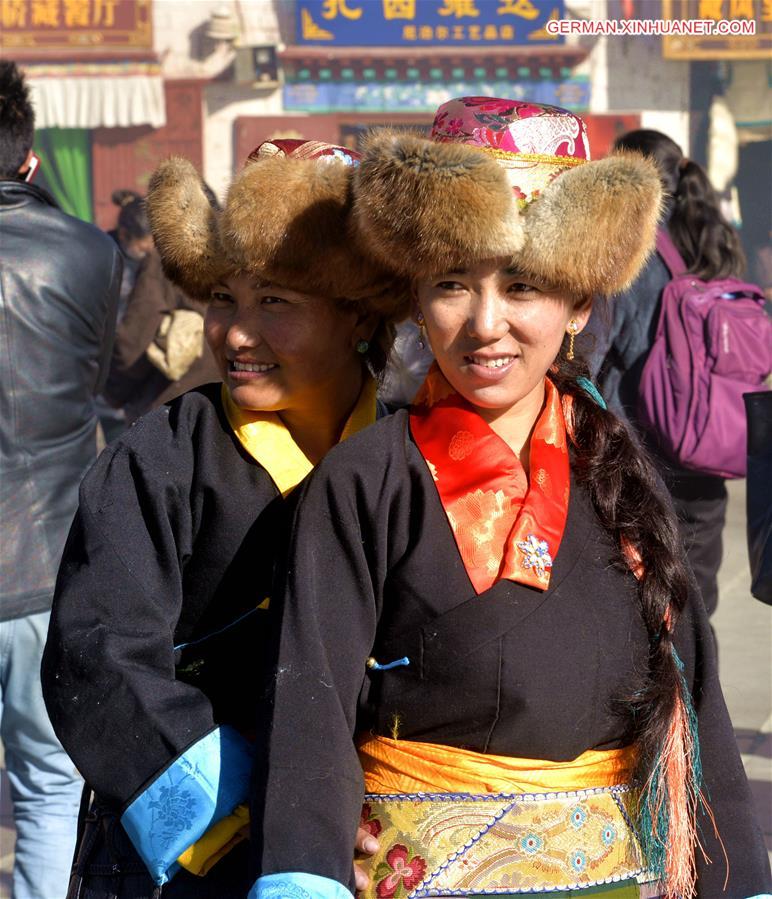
[0,62,35,180]
[112,189,151,240]
[552,335,693,817]
[614,129,745,280]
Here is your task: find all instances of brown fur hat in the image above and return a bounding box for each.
[147,146,410,319]
[352,122,663,298]
[352,130,524,280]
[146,157,226,300]
[515,150,663,296]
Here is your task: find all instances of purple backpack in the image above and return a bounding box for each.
[637,229,772,479]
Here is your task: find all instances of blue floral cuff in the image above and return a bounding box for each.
[248,872,353,898]
[121,725,254,884]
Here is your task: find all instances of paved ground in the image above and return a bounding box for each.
[1,480,770,898]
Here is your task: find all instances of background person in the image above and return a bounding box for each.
[107,188,154,318]
[41,139,408,898]
[587,130,749,617]
[0,61,122,899]
[103,244,221,424]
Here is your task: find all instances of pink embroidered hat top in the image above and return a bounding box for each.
[430,96,590,208]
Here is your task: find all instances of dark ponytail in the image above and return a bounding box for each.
[613,129,745,281]
[551,338,692,811]
[669,160,745,280]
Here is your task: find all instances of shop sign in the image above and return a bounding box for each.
[662,0,771,59]
[296,0,564,46]
[284,76,589,111]
[0,0,152,54]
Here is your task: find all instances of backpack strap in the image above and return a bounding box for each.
[656,228,688,277]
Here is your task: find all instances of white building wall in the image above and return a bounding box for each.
[153,0,286,196]
[567,0,692,152]
[204,84,287,199]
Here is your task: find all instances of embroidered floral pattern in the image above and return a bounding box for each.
[260,884,313,898]
[520,833,543,854]
[533,467,552,495]
[375,844,427,898]
[430,97,588,161]
[570,849,587,872]
[147,784,196,849]
[360,803,383,839]
[447,488,512,578]
[601,824,617,846]
[361,786,648,894]
[448,430,475,461]
[516,534,553,578]
[570,805,587,829]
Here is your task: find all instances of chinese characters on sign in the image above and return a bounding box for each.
[297,0,564,45]
[662,0,771,57]
[0,0,152,53]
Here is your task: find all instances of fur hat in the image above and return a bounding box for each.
[352,98,664,297]
[146,139,410,319]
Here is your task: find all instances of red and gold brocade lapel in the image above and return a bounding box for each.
[409,366,570,594]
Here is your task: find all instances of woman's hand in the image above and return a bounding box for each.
[354,826,379,892]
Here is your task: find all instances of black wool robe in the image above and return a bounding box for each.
[42,384,285,890]
[251,409,771,899]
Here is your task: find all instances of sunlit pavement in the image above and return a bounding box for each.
[1,480,770,897]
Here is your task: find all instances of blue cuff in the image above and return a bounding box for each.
[248,872,353,899]
[121,725,254,884]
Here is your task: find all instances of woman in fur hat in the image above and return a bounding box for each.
[248,101,770,899]
[41,139,407,898]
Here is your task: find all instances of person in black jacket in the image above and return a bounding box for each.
[0,61,122,899]
[586,130,748,617]
[42,139,408,898]
[248,99,770,899]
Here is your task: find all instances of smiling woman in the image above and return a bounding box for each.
[246,100,771,899]
[206,274,369,463]
[415,261,589,457]
[41,139,409,899]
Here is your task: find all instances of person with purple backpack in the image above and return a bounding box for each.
[588,129,770,618]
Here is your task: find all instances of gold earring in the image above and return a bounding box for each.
[416,310,427,350]
[566,320,578,361]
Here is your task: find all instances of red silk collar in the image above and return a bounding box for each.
[409,367,570,594]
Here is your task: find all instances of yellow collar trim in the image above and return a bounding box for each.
[221,377,377,496]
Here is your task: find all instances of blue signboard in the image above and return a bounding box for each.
[297,0,564,46]
[283,77,589,112]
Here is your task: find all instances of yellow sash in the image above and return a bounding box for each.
[357,737,652,897]
[359,734,636,794]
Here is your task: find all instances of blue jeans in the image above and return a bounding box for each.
[0,610,83,899]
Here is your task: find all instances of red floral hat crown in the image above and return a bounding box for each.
[431,97,590,209]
